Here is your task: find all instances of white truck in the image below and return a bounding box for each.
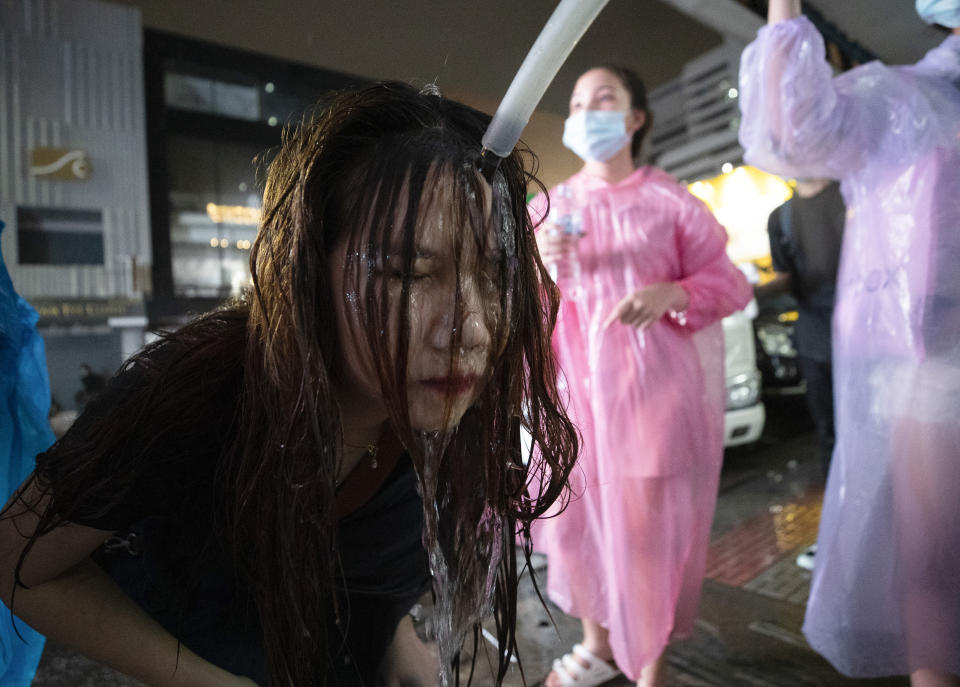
[722,304,765,447]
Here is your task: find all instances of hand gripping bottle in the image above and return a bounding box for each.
[546,185,585,297]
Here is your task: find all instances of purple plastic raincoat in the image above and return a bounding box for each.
[530,167,750,678]
[740,17,960,677]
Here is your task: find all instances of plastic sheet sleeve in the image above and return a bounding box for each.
[673,195,752,332]
[738,16,876,180]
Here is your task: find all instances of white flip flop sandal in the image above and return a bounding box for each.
[549,643,621,686]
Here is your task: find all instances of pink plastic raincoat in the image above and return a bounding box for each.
[740,17,960,677]
[530,167,750,678]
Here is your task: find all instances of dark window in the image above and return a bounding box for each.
[164,73,261,121]
[143,30,366,324]
[166,135,264,297]
[17,206,104,265]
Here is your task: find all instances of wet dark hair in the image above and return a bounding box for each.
[596,63,653,159]
[8,82,578,686]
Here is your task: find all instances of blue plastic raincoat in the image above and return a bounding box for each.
[0,220,52,685]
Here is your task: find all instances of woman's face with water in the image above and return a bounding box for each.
[330,168,507,433]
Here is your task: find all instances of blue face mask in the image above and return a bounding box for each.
[562,110,631,163]
[916,0,960,28]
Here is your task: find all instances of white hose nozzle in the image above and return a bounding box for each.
[481,0,611,163]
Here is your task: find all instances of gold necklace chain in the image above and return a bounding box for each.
[344,442,379,469]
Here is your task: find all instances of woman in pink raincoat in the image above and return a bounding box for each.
[531,65,751,687]
[739,1,960,685]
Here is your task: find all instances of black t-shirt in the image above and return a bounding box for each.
[36,334,429,685]
[923,145,960,356]
[767,182,846,361]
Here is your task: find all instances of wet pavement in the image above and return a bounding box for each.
[31,396,910,686]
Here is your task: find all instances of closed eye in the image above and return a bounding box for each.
[388,269,430,282]
[381,254,435,282]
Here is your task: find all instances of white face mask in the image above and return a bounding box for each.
[562,110,632,163]
[916,0,960,27]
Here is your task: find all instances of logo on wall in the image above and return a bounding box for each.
[29,147,91,180]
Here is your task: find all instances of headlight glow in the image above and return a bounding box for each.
[726,370,761,410]
[757,324,797,357]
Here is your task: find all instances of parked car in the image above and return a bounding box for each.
[722,304,765,447]
[754,292,805,396]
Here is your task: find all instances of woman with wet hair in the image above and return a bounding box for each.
[531,65,751,687]
[0,82,578,686]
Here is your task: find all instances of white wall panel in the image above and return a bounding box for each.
[0,0,149,299]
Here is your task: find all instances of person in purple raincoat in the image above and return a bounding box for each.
[739,2,960,684]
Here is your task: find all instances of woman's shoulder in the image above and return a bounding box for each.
[133,307,248,417]
[142,307,248,367]
[635,165,686,192]
[550,167,676,198]
[36,312,245,529]
[129,309,239,383]
[47,307,249,462]
[34,307,250,529]
[625,166,703,213]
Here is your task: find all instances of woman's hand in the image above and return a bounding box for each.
[377,616,440,687]
[535,224,579,267]
[602,283,689,330]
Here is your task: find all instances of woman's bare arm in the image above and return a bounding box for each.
[760,0,803,138]
[0,481,256,687]
[377,615,439,687]
[768,0,801,24]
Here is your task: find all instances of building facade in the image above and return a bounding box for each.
[1,0,150,410]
